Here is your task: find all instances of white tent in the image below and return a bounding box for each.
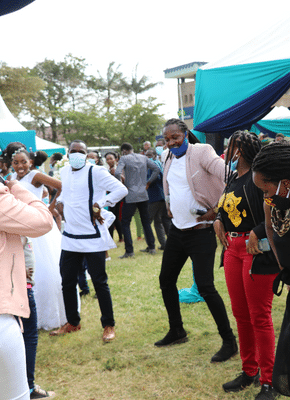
[0,94,66,156]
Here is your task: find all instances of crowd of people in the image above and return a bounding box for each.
[1,121,290,400]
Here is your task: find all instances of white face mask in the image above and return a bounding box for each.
[69,152,87,169]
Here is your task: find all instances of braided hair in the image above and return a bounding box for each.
[163,118,200,144]
[225,130,261,190]
[252,141,290,183]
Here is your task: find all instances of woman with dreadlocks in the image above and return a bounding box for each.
[252,141,290,398]
[214,131,280,400]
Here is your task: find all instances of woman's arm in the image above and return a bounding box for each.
[31,172,62,212]
[264,202,282,269]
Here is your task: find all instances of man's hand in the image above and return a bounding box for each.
[92,202,104,225]
[196,208,217,222]
[55,202,65,220]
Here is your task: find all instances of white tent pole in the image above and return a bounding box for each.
[178,79,184,121]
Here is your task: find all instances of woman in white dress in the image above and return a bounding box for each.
[9,146,67,331]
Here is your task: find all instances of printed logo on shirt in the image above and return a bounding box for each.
[218,191,247,227]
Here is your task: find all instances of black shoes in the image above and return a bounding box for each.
[223,371,260,393]
[211,337,238,362]
[154,327,188,347]
[140,248,156,254]
[255,384,280,399]
[119,252,134,259]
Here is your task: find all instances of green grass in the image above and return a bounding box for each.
[36,235,287,399]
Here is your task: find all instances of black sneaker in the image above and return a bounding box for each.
[211,337,238,362]
[140,248,149,253]
[119,252,134,259]
[255,384,280,399]
[154,328,188,347]
[223,371,260,392]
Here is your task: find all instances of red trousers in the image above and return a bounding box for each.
[224,235,278,385]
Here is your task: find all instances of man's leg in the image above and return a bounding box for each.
[85,252,115,342]
[121,202,137,254]
[137,201,155,250]
[152,201,167,249]
[59,250,83,326]
[155,225,188,346]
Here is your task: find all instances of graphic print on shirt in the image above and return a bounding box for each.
[218,191,247,227]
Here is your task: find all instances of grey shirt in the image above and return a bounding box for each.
[115,153,160,203]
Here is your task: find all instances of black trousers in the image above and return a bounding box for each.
[159,224,233,341]
[60,250,114,328]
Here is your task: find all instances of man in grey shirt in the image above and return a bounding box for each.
[115,142,160,258]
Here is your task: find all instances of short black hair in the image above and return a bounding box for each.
[120,143,133,152]
[68,139,87,150]
[30,150,48,167]
[52,152,63,161]
[105,152,117,159]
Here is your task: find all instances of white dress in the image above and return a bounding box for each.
[17,171,67,330]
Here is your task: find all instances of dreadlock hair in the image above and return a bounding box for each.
[225,130,261,191]
[163,118,200,144]
[252,141,290,183]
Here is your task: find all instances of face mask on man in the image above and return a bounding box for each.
[169,132,188,157]
[87,158,96,165]
[69,152,87,169]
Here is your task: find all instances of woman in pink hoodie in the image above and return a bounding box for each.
[0,177,53,400]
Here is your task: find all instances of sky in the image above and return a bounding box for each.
[0,0,290,120]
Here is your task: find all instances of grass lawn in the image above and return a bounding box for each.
[36,235,287,399]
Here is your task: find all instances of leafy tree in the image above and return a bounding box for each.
[88,62,125,112]
[0,63,45,117]
[121,64,162,104]
[30,54,89,141]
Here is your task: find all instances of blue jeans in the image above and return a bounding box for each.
[121,200,155,253]
[22,288,38,390]
[60,250,114,327]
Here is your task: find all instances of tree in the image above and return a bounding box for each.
[121,64,162,104]
[30,54,89,141]
[88,62,125,112]
[112,98,165,151]
[0,63,45,117]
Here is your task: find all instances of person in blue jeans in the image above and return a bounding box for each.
[21,237,55,399]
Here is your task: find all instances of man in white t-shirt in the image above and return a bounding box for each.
[154,119,237,364]
[50,140,128,342]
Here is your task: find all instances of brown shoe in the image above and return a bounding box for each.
[49,322,81,336]
[103,326,115,342]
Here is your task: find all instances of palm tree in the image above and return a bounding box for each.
[88,62,124,112]
[122,64,162,104]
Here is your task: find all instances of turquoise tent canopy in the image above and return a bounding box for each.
[250,106,290,137]
[193,17,290,140]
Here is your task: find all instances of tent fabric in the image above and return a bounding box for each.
[195,71,290,137]
[0,0,34,17]
[0,130,36,153]
[252,120,290,138]
[35,136,66,157]
[193,16,290,138]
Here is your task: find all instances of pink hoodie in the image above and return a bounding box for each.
[0,182,53,318]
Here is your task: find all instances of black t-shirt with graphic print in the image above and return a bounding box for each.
[218,170,255,233]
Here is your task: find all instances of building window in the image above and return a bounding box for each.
[184,95,188,104]
[189,94,193,103]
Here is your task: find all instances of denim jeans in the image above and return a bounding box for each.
[60,250,114,327]
[22,288,38,390]
[159,224,234,341]
[121,200,155,254]
[148,201,167,248]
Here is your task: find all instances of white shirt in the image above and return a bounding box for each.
[59,164,128,252]
[167,155,207,229]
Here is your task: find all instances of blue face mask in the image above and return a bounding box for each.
[229,150,239,172]
[169,132,189,157]
[69,152,87,169]
[87,158,96,165]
